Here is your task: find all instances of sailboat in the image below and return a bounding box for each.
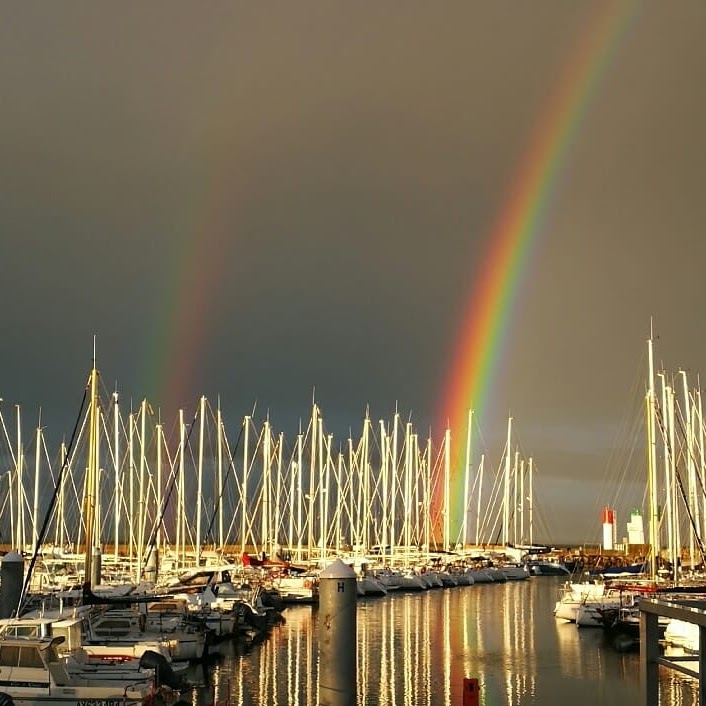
[0,358,185,706]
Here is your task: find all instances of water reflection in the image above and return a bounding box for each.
[201,577,698,705]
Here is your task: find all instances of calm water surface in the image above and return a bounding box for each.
[195,576,699,705]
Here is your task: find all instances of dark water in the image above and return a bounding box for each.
[197,577,699,706]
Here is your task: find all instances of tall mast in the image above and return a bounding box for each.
[128,410,135,572]
[513,451,519,545]
[502,416,513,547]
[217,403,224,553]
[646,329,660,579]
[681,371,697,570]
[262,418,271,556]
[519,457,525,545]
[462,409,473,549]
[424,435,432,553]
[696,381,706,537]
[32,421,41,552]
[16,405,23,551]
[275,432,284,557]
[307,404,318,562]
[528,457,533,547]
[380,421,389,554]
[443,427,451,552]
[317,414,325,557]
[476,454,485,547]
[391,412,399,555]
[113,391,120,562]
[288,440,296,556]
[241,416,250,556]
[156,422,163,555]
[137,398,147,582]
[83,361,99,586]
[178,409,186,569]
[196,395,205,566]
[296,430,303,562]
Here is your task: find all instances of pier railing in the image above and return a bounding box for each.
[639,597,706,706]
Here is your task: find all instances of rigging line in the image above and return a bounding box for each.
[16,386,88,618]
[203,417,245,546]
[672,393,706,504]
[656,397,706,567]
[143,405,201,568]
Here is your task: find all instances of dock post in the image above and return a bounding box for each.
[319,558,357,706]
[91,546,102,587]
[700,627,706,706]
[145,547,159,583]
[640,607,659,706]
[0,551,24,618]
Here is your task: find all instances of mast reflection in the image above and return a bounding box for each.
[204,579,697,705]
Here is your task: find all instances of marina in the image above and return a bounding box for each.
[2,332,706,704]
[192,575,699,705]
[2,1,705,704]
[0,555,703,705]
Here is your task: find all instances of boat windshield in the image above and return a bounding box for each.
[0,644,46,669]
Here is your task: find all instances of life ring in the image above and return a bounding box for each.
[304,579,313,589]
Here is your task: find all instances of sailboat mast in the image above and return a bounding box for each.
[443,427,450,552]
[113,392,120,562]
[317,415,325,558]
[16,406,23,551]
[262,419,271,556]
[528,457,533,547]
[156,423,163,554]
[696,381,706,537]
[296,431,303,562]
[646,332,660,578]
[519,457,525,545]
[32,423,41,552]
[462,409,473,549]
[476,454,484,547]
[276,432,284,558]
[83,364,99,585]
[513,451,519,545]
[307,405,318,562]
[178,409,186,569]
[681,371,697,569]
[502,416,513,547]
[196,395,205,566]
[380,421,389,555]
[137,399,147,582]
[217,405,224,552]
[424,436,432,553]
[128,411,135,572]
[241,416,250,556]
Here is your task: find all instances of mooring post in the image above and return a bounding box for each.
[145,547,159,584]
[319,558,357,706]
[640,606,659,706]
[91,546,102,587]
[700,627,706,706]
[0,551,24,619]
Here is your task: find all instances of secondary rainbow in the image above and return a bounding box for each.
[137,156,239,427]
[437,2,639,540]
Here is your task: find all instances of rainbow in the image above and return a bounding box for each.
[436,2,639,539]
[138,164,238,426]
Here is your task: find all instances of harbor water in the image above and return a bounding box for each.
[195,576,699,706]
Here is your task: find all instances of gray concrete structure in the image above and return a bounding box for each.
[319,558,358,706]
[0,551,24,618]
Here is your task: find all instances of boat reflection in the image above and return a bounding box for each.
[203,578,698,705]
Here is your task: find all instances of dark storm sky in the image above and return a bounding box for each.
[1,2,705,543]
